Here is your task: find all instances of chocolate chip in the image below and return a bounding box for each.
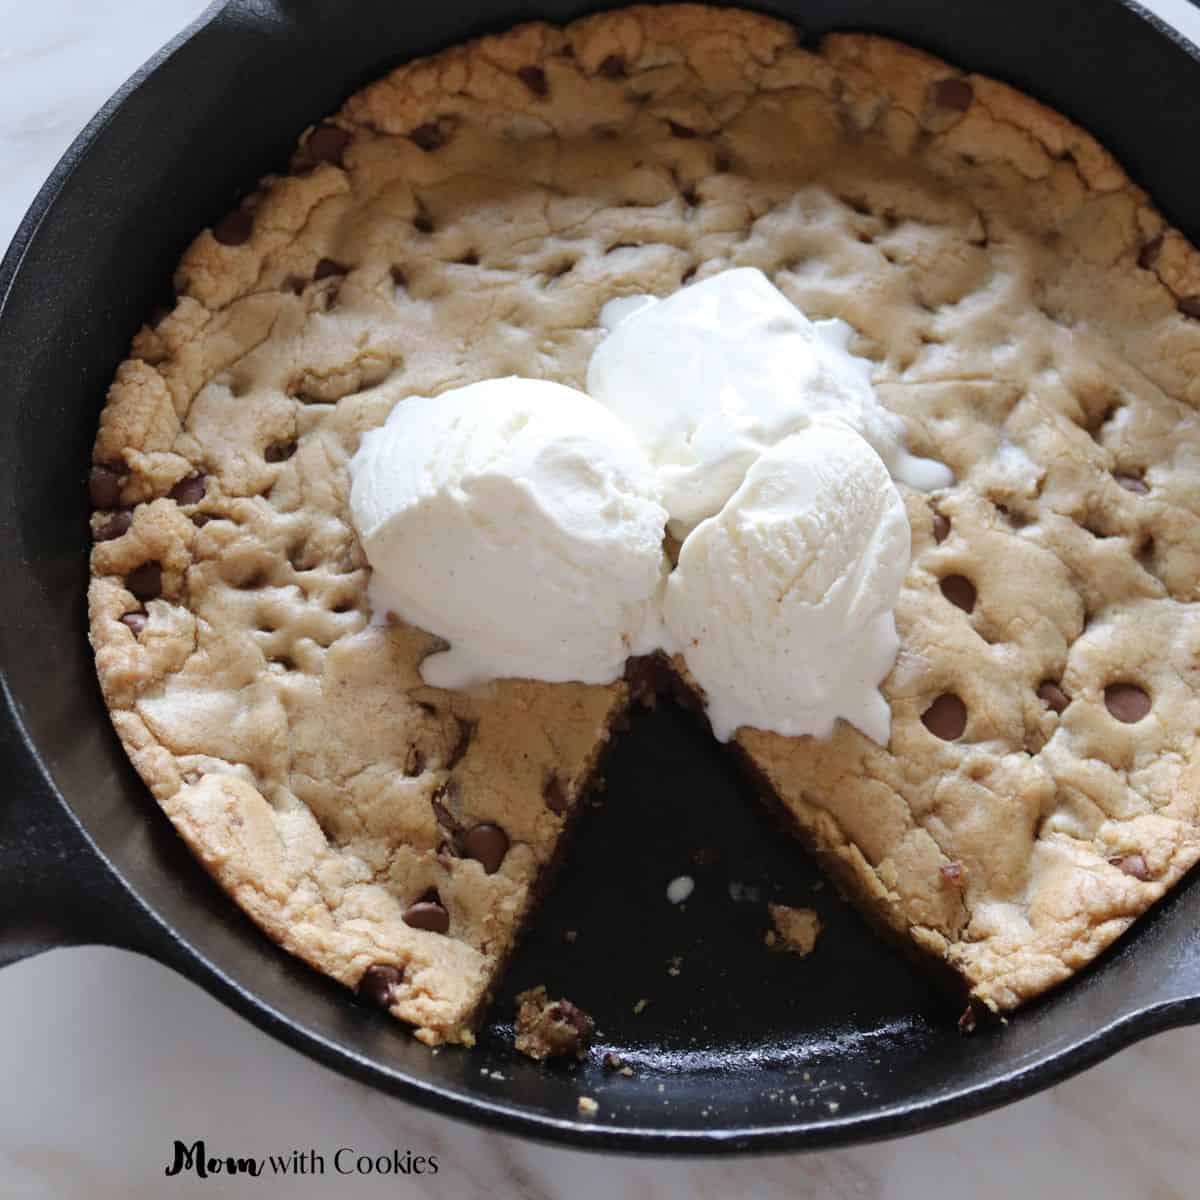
[169,474,207,504]
[1109,853,1151,881]
[390,265,408,289]
[933,78,974,112]
[940,861,965,884]
[356,963,404,1009]
[598,54,626,78]
[1113,472,1149,494]
[89,465,123,509]
[431,794,458,835]
[126,562,162,602]
[306,123,351,166]
[94,510,131,541]
[313,258,346,281]
[1137,234,1163,270]
[1178,295,1200,320]
[544,776,568,815]
[517,65,549,97]
[212,207,254,246]
[120,611,148,636]
[1104,683,1151,723]
[932,512,951,543]
[667,120,698,139]
[445,718,475,769]
[1037,681,1070,714]
[264,440,296,463]
[192,513,211,528]
[413,214,433,235]
[940,574,976,614]
[922,693,967,740]
[403,899,450,934]
[681,185,699,208]
[462,823,509,874]
[409,122,446,151]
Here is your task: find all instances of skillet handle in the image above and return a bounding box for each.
[0,723,163,968]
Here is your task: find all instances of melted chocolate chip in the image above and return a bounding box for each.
[89,465,123,509]
[1113,472,1149,494]
[1037,681,1070,714]
[1178,295,1200,320]
[1109,853,1151,881]
[126,562,162,602]
[462,823,509,874]
[431,794,458,836]
[445,718,475,769]
[409,122,446,151]
[403,899,450,934]
[1137,234,1164,270]
[212,207,254,246]
[517,65,549,97]
[1104,683,1151,723]
[940,574,976,614]
[356,963,405,1009]
[169,474,207,505]
[313,258,346,281]
[598,54,626,78]
[264,440,296,463]
[94,510,132,542]
[922,693,967,740]
[932,512,951,543]
[120,610,148,636]
[306,123,351,166]
[933,78,974,112]
[667,120,698,139]
[544,776,568,815]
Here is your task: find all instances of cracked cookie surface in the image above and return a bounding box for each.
[89,4,1200,1039]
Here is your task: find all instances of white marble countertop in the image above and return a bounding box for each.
[4,3,1200,1197]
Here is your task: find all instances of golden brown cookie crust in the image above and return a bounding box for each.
[89,4,1200,1038]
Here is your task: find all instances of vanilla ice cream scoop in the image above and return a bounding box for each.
[662,421,911,744]
[349,378,668,689]
[587,267,951,537]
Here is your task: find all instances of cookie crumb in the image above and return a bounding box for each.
[666,875,694,904]
[767,904,822,958]
[632,997,649,1015]
[513,986,594,1061]
[564,929,578,944]
[603,1051,623,1070]
[620,1066,634,1077]
[577,1096,599,1117]
[666,955,683,976]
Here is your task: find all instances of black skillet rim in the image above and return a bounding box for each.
[2,0,1200,1155]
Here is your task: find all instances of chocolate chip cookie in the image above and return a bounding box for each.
[89,4,1200,1042]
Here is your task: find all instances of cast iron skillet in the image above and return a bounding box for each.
[3,0,1200,1155]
